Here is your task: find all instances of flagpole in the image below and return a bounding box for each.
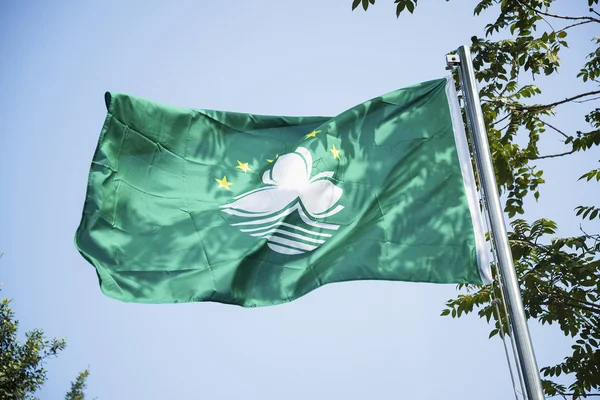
[450,45,545,400]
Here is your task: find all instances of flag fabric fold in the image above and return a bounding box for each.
[75,77,491,307]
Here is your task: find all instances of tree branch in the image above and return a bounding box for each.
[573,95,600,104]
[529,149,576,160]
[572,308,600,333]
[534,285,600,315]
[536,118,569,139]
[514,0,600,23]
[537,10,600,23]
[542,297,600,315]
[514,90,600,111]
[542,291,600,315]
[497,121,512,132]
[579,225,600,242]
[560,294,600,313]
[493,113,512,126]
[561,20,594,31]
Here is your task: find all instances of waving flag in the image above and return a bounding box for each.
[75,77,490,307]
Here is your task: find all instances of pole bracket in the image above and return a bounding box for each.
[446,54,460,68]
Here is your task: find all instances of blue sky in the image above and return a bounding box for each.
[1,1,598,399]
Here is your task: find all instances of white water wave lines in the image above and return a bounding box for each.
[222,203,340,255]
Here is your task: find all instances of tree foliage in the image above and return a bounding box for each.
[353,0,600,398]
[0,295,90,399]
[64,370,90,400]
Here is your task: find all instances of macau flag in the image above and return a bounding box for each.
[75,77,491,307]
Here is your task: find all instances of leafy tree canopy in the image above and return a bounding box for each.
[0,289,90,399]
[352,1,600,398]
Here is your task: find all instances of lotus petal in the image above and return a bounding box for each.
[300,179,343,216]
[294,147,313,176]
[270,151,310,187]
[262,170,275,185]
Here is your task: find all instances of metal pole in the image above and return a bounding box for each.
[454,45,545,400]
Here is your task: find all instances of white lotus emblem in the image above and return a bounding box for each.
[220,147,344,255]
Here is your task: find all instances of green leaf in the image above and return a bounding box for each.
[352,0,361,10]
[395,1,405,17]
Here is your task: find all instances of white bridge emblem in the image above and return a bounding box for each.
[220,147,344,255]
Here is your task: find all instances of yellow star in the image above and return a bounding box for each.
[330,145,341,160]
[215,176,232,190]
[236,160,251,173]
[305,129,321,139]
[267,154,279,163]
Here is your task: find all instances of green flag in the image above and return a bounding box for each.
[75,77,490,307]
